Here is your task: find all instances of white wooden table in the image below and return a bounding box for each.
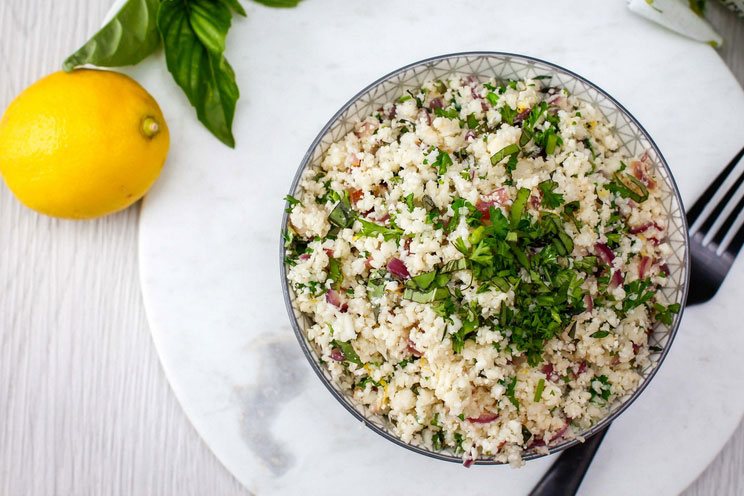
[0,1,742,494]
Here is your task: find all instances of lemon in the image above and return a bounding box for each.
[0,69,169,219]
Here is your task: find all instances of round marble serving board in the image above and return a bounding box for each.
[131,0,744,494]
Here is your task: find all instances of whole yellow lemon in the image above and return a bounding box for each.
[0,69,169,219]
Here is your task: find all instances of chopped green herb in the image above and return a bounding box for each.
[500,376,519,410]
[534,378,545,402]
[332,340,362,365]
[538,180,565,209]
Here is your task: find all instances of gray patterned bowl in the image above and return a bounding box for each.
[280,52,689,464]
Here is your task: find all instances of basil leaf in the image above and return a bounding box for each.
[411,271,437,290]
[591,330,610,338]
[253,0,302,7]
[158,0,240,147]
[491,143,520,165]
[510,187,530,229]
[63,0,161,72]
[328,200,355,228]
[403,287,450,303]
[333,340,362,365]
[220,0,247,15]
[188,0,233,54]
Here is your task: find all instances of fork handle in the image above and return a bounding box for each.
[528,426,609,496]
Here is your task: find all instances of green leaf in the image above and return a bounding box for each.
[357,219,404,242]
[252,0,303,7]
[158,0,240,147]
[433,150,453,175]
[538,180,565,209]
[63,0,161,72]
[411,271,437,290]
[328,258,342,290]
[590,330,610,338]
[333,340,362,365]
[510,188,530,229]
[403,287,450,303]
[499,376,519,411]
[533,378,545,402]
[491,143,520,165]
[188,0,233,54]
[328,200,355,228]
[221,0,247,16]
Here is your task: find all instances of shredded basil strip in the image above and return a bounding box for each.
[510,188,531,229]
[328,200,355,228]
[491,143,521,165]
[590,330,610,338]
[403,287,450,303]
[411,271,437,290]
[609,172,649,203]
[545,133,558,155]
[333,340,362,365]
[440,258,468,273]
[519,128,533,148]
[534,378,545,402]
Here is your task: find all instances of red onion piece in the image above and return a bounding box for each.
[632,160,656,190]
[355,121,378,138]
[365,256,374,268]
[594,242,615,264]
[541,363,553,376]
[467,413,499,424]
[377,214,391,224]
[573,361,587,379]
[514,107,531,124]
[298,254,310,261]
[326,289,342,308]
[660,262,670,276]
[584,294,594,312]
[429,97,443,110]
[629,222,654,235]
[324,249,334,257]
[330,349,345,362]
[549,420,572,442]
[527,438,546,450]
[632,343,641,354]
[418,108,432,125]
[463,457,474,468]
[387,258,410,279]
[609,270,624,290]
[464,129,476,141]
[407,338,423,357]
[638,255,652,279]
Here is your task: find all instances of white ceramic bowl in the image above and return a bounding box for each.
[280,52,690,464]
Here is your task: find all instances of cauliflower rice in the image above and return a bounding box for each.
[283,76,679,465]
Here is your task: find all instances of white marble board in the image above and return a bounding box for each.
[131,0,744,494]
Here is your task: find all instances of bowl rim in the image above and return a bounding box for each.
[279,51,690,465]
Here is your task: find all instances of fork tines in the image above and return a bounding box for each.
[687,146,744,258]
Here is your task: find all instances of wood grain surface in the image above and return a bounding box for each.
[0,1,741,494]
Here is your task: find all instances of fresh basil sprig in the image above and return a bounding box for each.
[63,0,301,148]
[158,0,241,147]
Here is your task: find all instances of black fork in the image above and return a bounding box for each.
[529,145,744,496]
